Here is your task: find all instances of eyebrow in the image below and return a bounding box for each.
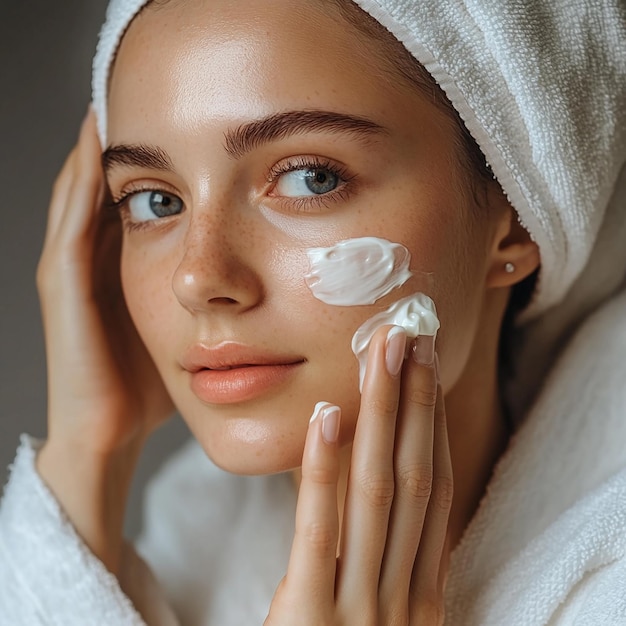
[224,110,387,158]
[102,110,388,174]
[102,143,172,175]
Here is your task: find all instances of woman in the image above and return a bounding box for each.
[1,0,625,624]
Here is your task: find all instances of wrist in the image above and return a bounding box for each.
[36,437,143,575]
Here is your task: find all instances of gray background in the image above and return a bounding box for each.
[0,0,190,537]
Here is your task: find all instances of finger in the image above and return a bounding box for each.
[284,402,341,608]
[378,334,437,615]
[38,111,106,312]
[44,107,97,244]
[43,146,77,246]
[56,107,105,252]
[336,325,405,611]
[410,357,453,618]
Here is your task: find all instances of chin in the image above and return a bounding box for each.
[186,413,307,476]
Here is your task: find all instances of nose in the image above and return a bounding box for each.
[172,210,264,314]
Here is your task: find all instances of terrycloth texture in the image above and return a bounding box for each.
[0,435,295,626]
[1,287,625,625]
[134,440,296,625]
[91,0,148,144]
[0,436,149,625]
[506,164,626,420]
[444,287,626,624]
[91,0,626,325]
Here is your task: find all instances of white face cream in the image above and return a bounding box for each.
[304,236,440,391]
[351,293,439,390]
[305,237,413,306]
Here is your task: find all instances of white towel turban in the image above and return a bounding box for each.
[92,0,626,413]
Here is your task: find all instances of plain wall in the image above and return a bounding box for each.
[0,0,190,538]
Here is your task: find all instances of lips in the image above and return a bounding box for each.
[181,342,305,404]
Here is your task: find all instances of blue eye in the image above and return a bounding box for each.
[127,191,183,222]
[275,167,340,197]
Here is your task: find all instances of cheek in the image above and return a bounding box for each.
[120,243,177,367]
[372,189,492,390]
[427,224,492,390]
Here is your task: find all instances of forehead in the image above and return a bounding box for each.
[106,0,417,141]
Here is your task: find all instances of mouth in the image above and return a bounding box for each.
[181,342,305,404]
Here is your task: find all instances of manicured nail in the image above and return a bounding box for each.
[321,406,341,444]
[413,334,435,366]
[385,326,407,377]
[310,401,329,424]
[310,402,341,444]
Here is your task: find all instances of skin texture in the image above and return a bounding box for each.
[35,0,539,620]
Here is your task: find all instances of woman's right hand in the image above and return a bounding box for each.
[35,108,174,573]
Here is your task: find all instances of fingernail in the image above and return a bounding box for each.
[310,401,329,424]
[322,406,341,444]
[385,326,407,377]
[413,334,435,366]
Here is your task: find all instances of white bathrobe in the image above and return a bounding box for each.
[1,284,625,625]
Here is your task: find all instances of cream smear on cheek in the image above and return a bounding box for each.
[305,237,412,305]
[305,237,440,391]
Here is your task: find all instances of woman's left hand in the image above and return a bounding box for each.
[265,326,453,626]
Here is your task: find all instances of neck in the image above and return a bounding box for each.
[444,318,510,550]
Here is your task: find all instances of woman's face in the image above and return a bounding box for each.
[106,0,500,474]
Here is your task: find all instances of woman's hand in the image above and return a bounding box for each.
[266,326,453,625]
[35,108,174,573]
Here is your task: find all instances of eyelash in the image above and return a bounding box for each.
[107,185,170,233]
[266,156,355,211]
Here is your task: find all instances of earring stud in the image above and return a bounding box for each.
[505,262,516,274]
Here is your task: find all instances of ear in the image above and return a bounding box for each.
[486,196,540,289]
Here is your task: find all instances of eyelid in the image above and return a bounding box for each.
[266,155,353,185]
[265,155,357,213]
[109,179,182,205]
[107,183,185,233]
[109,186,149,207]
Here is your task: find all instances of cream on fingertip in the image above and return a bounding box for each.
[309,402,341,444]
[352,293,440,391]
[310,401,332,423]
